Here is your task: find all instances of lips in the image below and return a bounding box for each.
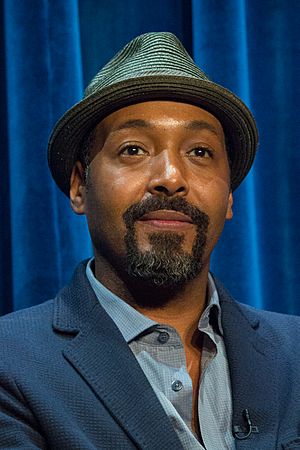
[138,210,193,224]
[137,210,194,231]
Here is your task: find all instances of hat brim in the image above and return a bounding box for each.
[48,75,258,195]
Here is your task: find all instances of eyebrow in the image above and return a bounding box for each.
[184,120,220,136]
[112,119,153,132]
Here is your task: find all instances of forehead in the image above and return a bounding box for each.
[95,100,225,139]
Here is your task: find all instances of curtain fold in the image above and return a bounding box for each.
[191,0,299,314]
[1,0,91,314]
[192,0,264,308]
[1,0,299,315]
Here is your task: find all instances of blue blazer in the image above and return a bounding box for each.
[0,261,299,449]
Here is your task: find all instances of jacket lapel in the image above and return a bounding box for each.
[53,262,183,450]
[53,262,280,448]
[217,280,279,450]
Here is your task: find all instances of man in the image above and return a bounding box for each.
[0,32,299,450]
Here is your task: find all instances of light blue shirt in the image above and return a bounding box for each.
[86,259,235,449]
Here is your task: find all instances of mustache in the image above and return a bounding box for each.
[123,197,210,228]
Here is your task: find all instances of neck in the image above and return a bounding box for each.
[93,254,210,342]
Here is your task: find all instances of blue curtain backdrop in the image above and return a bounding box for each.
[0,0,299,315]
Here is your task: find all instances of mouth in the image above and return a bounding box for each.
[137,210,194,230]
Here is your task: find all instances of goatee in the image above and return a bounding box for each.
[123,197,209,292]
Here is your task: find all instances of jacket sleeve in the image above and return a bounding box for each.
[0,369,46,449]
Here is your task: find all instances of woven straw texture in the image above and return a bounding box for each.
[48,32,258,195]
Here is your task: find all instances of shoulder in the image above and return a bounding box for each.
[0,260,90,340]
[0,299,62,394]
[214,275,300,341]
[0,299,54,333]
[239,301,300,324]
[0,260,95,369]
[0,300,55,359]
[237,300,300,339]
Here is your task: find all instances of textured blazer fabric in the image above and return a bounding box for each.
[0,261,299,449]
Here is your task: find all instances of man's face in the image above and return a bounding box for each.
[71,101,233,288]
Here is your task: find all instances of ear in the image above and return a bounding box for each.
[70,162,86,215]
[226,192,233,220]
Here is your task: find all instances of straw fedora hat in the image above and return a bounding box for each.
[48,32,258,195]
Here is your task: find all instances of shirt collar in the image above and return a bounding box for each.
[86,259,157,342]
[199,273,224,336]
[86,258,223,343]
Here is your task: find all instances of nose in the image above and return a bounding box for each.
[147,149,189,197]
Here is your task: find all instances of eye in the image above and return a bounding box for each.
[120,145,147,156]
[187,147,213,158]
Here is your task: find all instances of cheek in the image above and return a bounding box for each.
[86,164,147,238]
[86,186,122,236]
[194,176,231,237]
[96,156,148,199]
[85,187,128,261]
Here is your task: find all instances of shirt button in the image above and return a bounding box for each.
[171,380,183,392]
[157,331,170,344]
